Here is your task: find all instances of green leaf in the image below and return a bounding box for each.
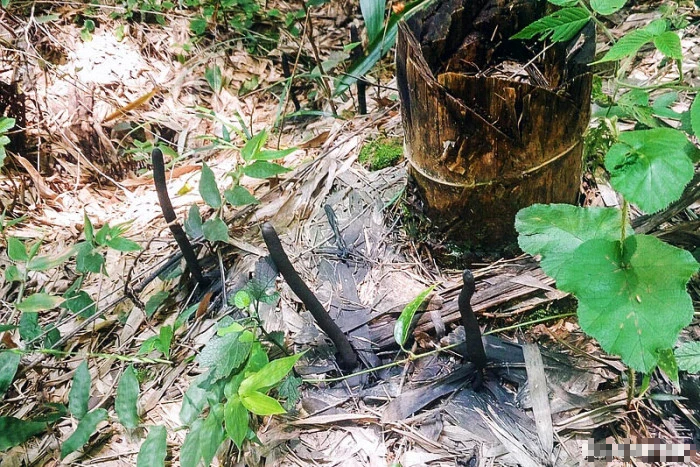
[0,117,15,133]
[558,235,698,373]
[233,290,251,309]
[145,291,169,318]
[0,351,20,396]
[63,291,96,318]
[199,407,225,466]
[241,130,268,162]
[60,408,108,459]
[76,243,104,274]
[184,205,204,238]
[240,391,286,415]
[360,0,386,43]
[393,284,436,348]
[116,365,140,430]
[675,341,700,373]
[27,243,80,271]
[7,237,28,262]
[605,129,695,213]
[107,236,142,252]
[0,324,17,332]
[253,148,296,161]
[84,211,94,244]
[511,7,590,42]
[548,0,577,5]
[278,374,302,411]
[690,94,700,137]
[19,312,41,343]
[196,330,253,379]
[137,425,167,467]
[69,361,91,420]
[242,161,290,179]
[0,416,47,452]
[516,204,629,280]
[224,397,249,449]
[180,418,204,467]
[239,353,302,395]
[5,265,21,282]
[179,373,212,426]
[595,29,654,63]
[590,0,626,15]
[656,348,678,385]
[653,31,682,60]
[202,218,230,243]
[95,224,110,246]
[154,326,173,359]
[199,163,222,209]
[17,293,64,313]
[205,65,223,93]
[224,185,259,207]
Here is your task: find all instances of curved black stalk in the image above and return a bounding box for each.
[152,148,209,289]
[458,270,487,387]
[261,222,358,371]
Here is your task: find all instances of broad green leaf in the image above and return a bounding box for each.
[224,185,259,207]
[242,160,290,179]
[154,326,173,359]
[180,373,211,426]
[0,416,47,451]
[199,163,222,209]
[393,284,436,348]
[95,224,110,246]
[17,293,64,313]
[224,397,249,449]
[676,341,700,373]
[76,243,104,274]
[590,0,626,15]
[511,7,589,42]
[0,351,20,395]
[107,236,142,252]
[69,361,91,420]
[116,365,140,430]
[137,425,167,467]
[63,291,97,318]
[196,330,252,379]
[241,130,268,162]
[253,148,296,161]
[84,211,94,243]
[558,235,698,373]
[180,418,204,467]
[240,391,285,415]
[645,19,668,36]
[184,205,204,238]
[202,218,229,243]
[690,94,700,137]
[18,311,41,343]
[595,29,654,63]
[278,374,302,411]
[360,0,386,43]
[5,265,21,282]
[0,324,17,332]
[653,31,682,60]
[0,117,15,133]
[205,65,223,93]
[60,408,108,458]
[233,290,251,309]
[199,406,225,466]
[28,243,80,271]
[516,204,629,280]
[656,348,678,385]
[239,353,302,395]
[605,128,695,213]
[7,237,28,262]
[145,291,169,318]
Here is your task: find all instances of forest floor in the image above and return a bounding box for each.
[0,0,699,466]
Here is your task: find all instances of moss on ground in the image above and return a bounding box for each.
[358,136,403,171]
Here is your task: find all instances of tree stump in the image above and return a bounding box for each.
[396,0,593,260]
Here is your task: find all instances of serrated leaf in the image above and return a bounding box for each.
[233,290,251,309]
[240,391,286,415]
[17,293,64,313]
[278,374,302,411]
[224,397,249,449]
[558,235,698,373]
[19,312,41,343]
[76,243,104,274]
[605,128,695,213]
[656,348,678,385]
[202,218,229,243]
[145,291,169,318]
[184,205,204,238]
[595,29,654,63]
[60,408,108,458]
[205,65,223,93]
[199,163,222,209]
[0,416,47,451]
[137,425,167,467]
[196,330,252,379]
[238,353,302,395]
[653,31,682,60]
[69,361,91,420]
[63,291,96,318]
[0,351,20,396]
[242,160,290,179]
[590,0,626,15]
[393,284,436,348]
[107,236,142,252]
[511,7,590,42]
[516,204,629,280]
[116,365,140,430]
[360,0,386,43]
[224,185,259,206]
[241,130,268,162]
[676,341,700,373]
[7,237,28,262]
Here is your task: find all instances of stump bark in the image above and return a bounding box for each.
[397,0,593,258]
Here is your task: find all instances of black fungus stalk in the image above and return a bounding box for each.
[458,270,487,385]
[261,222,358,371]
[152,148,209,289]
[350,25,367,115]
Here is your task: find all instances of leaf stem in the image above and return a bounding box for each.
[576,0,615,43]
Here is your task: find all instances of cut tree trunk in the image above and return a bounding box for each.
[396,0,593,258]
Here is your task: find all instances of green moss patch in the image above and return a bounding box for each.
[358,137,403,171]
